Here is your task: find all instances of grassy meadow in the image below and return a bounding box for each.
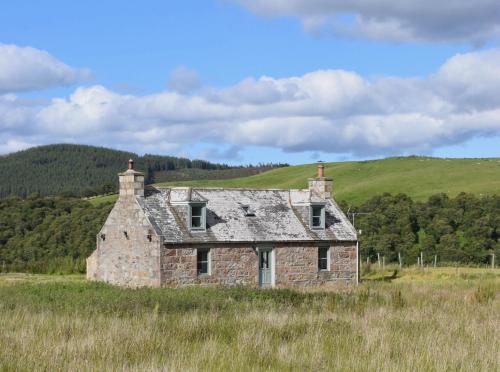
[0,268,498,371]
[89,156,500,206]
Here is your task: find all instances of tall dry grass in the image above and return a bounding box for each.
[0,269,498,371]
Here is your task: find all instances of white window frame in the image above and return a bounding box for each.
[197,248,211,276]
[318,246,330,272]
[310,204,325,230]
[189,203,206,231]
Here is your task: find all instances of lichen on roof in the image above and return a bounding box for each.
[140,187,357,243]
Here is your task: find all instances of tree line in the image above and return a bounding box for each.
[346,192,500,265]
[0,192,497,274]
[0,195,112,273]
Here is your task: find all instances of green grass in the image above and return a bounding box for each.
[0,269,498,371]
[90,156,500,205]
[86,193,119,206]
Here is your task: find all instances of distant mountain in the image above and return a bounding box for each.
[0,144,286,198]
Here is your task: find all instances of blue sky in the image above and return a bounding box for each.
[1,0,500,164]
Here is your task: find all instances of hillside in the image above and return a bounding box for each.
[0,144,283,198]
[154,156,500,205]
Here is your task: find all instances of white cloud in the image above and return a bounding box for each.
[0,44,91,93]
[2,49,500,158]
[0,138,37,154]
[233,0,500,44]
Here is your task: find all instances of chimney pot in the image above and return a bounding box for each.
[128,159,134,170]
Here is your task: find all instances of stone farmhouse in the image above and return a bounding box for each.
[87,161,359,287]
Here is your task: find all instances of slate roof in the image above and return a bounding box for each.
[139,187,358,244]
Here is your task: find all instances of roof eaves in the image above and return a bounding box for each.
[161,238,349,246]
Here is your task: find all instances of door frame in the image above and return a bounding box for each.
[258,246,275,288]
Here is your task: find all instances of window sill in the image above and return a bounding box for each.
[197,273,211,278]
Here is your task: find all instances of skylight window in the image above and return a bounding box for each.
[241,205,256,217]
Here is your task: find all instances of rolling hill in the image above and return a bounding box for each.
[2,144,498,205]
[0,144,283,198]
[152,156,500,205]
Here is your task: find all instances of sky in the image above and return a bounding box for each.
[1,0,500,164]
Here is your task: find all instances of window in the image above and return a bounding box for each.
[197,249,210,275]
[318,247,329,271]
[241,205,255,217]
[310,205,325,229]
[190,203,206,230]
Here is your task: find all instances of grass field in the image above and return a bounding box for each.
[86,193,119,206]
[89,156,500,206]
[0,268,498,371]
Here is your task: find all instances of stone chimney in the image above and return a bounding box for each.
[118,159,144,199]
[308,162,332,199]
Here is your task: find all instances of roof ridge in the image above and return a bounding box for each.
[155,186,307,192]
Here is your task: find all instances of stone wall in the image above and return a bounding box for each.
[275,245,318,285]
[274,242,357,286]
[86,198,161,287]
[330,243,358,282]
[308,177,333,199]
[160,242,357,287]
[161,245,259,286]
[119,170,144,197]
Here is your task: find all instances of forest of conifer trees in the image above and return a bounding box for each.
[0,144,286,198]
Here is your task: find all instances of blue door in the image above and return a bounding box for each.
[259,249,273,287]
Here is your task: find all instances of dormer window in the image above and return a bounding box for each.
[189,203,206,231]
[310,204,325,229]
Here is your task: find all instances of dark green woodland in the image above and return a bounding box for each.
[0,144,286,198]
[348,192,500,265]
[0,195,112,273]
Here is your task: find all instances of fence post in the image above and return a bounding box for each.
[382,256,385,270]
[417,257,420,267]
[420,252,424,267]
[434,255,437,268]
[398,252,402,268]
[492,253,495,269]
[377,253,381,269]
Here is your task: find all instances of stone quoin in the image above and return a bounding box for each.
[86,161,359,287]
